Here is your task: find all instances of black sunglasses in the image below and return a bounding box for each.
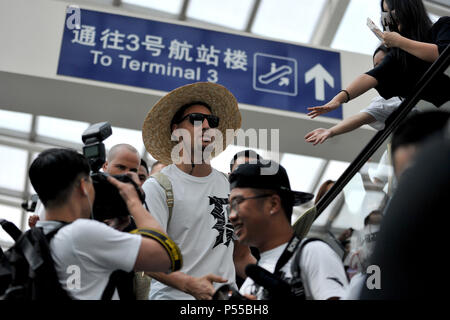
[176,113,220,128]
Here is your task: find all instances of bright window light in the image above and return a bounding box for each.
[331,0,382,55]
[0,145,28,191]
[0,109,32,133]
[252,0,327,44]
[187,0,254,30]
[36,116,90,144]
[104,126,145,157]
[123,0,183,15]
[280,153,326,193]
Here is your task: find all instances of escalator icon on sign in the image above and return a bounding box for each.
[253,53,297,96]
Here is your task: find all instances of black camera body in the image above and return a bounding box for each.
[82,122,143,222]
[90,172,145,221]
[81,122,112,173]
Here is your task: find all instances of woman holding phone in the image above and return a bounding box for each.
[307,0,450,120]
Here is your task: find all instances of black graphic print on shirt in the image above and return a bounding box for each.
[209,196,234,248]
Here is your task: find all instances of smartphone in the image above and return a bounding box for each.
[367,17,383,41]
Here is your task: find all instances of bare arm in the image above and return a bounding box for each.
[146,271,227,300]
[233,240,257,279]
[106,174,171,273]
[305,112,376,145]
[307,74,378,119]
[382,32,440,63]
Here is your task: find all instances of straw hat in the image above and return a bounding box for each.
[142,82,242,164]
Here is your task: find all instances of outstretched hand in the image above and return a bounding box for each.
[186,274,228,300]
[307,101,340,119]
[304,128,333,145]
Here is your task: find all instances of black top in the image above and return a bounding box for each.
[359,131,450,299]
[366,17,450,107]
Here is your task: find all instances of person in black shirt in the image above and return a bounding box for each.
[308,0,450,119]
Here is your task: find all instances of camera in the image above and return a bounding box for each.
[82,122,144,221]
[90,172,145,221]
[213,265,306,301]
[213,284,247,301]
[81,122,112,173]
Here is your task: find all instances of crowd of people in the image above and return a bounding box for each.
[1,0,449,301]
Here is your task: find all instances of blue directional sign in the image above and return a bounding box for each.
[58,8,342,119]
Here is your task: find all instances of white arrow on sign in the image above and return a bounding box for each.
[305,64,334,101]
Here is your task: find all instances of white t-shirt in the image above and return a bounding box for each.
[360,96,403,130]
[37,219,141,300]
[343,272,366,300]
[142,164,236,300]
[240,240,348,300]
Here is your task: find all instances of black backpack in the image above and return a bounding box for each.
[0,219,72,300]
[0,219,137,300]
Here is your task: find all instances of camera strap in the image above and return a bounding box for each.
[273,235,301,276]
[130,228,182,273]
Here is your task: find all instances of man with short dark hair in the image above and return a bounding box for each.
[138,159,150,186]
[31,148,177,299]
[229,161,348,300]
[229,149,262,173]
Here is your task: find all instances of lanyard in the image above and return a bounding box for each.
[273,235,301,276]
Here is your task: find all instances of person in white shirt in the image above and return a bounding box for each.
[141,82,255,300]
[30,148,181,299]
[228,161,348,300]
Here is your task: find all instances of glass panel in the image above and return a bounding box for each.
[311,160,350,227]
[211,144,248,174]
[252,0,327,44]
[27,152,40,195]
[187,0,254,30]
[280,153,326,193]
[123,0,183,15]
[331,0,382,55]
[210,144,275,174]
[0,145,28,191]
[429,13,441,23]
[104,126,145,157]
[0,204,22,245]
[36,116,90,144]
[0,109,32,133]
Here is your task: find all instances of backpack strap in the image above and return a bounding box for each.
[150,172,174,229]
[290,237,324,279]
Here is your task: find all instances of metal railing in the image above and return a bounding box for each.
[315,44,450,220]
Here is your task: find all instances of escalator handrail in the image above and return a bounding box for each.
[314,44,450,220]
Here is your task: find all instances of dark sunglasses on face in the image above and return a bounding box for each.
[176,113,220,128]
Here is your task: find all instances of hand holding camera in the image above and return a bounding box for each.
[105,172,144,211]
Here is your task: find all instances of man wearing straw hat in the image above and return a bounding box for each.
[142,82,255,300]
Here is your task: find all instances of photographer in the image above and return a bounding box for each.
[228,161,348,300]
[31,148,179,300]
[27,143,140,228]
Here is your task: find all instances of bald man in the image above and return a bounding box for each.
[103,144,140,176]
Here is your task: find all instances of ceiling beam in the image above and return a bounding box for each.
[424,0,450,17]
[244,0,261,33]
[310,0,350,47]
[178,0,190,21]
